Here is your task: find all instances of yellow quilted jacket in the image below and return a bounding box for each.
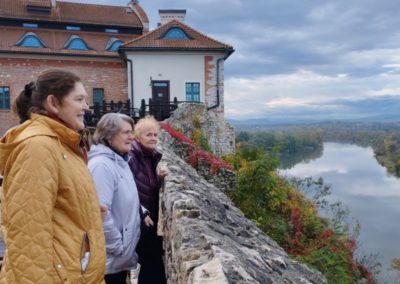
[0,114,106,283]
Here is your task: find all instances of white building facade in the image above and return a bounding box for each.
[120,19,234,119]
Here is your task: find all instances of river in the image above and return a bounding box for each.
[279,142,400,283]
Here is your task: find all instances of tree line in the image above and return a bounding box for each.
[235,120,400,177]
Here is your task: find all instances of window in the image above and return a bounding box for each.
[16,32,46,48]
[93,88,104,106]
[23,23,38,28]
[0,87,10,110]
[161,27,190,40]
[105,38,122,51]
[64,36,91,50]
[66,26,80,31]
[105,28,119,33]
[185,82,200,102]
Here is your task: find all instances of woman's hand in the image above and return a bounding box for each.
[158,163,169,178]
[158,169,169,178]
[144,215,154,227]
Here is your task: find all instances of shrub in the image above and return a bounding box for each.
[160,122,232,174]
[225,144,376,283]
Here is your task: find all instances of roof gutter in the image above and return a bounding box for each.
[119,47,234,56]
[118,49,134,108]
[207,53,230,111]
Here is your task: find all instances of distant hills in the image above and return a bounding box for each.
[228,95,400,126]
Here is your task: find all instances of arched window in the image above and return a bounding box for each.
[105,38,123,51]
[16,32,46,48]
[161,27,190,40]
[64,35,91,50]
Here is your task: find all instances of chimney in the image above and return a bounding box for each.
[159,9,186,25]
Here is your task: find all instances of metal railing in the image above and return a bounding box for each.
[84,98,204,127]
[84,100,139,127]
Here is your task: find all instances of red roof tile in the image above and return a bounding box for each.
[120,19,234,55]
[26,0,51,7]
[0,0,144,28]
[0,27,138,57]
[130,3,148,25]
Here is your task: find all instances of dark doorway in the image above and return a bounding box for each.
[151,80,170,120]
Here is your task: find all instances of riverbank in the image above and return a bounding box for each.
[280,142,400,283]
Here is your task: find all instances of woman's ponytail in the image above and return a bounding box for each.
[13,81,35,123]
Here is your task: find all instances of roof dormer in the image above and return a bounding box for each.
[16,32,47,48]
[64,35,91,50]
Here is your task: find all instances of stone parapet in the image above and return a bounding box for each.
[166,103,235,156]
[157,131,327,284]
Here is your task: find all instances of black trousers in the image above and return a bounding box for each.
[104,270,128,284]
[137,225,166,284]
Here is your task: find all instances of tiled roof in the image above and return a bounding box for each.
[0,0,143,28]
[26,0,51,7]
[131,4,148,24]
[0,27,138,57]
[120,19,234,55]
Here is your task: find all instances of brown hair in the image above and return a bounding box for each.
[13,69,81,123]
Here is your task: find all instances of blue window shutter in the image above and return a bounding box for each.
[185,83,200,102]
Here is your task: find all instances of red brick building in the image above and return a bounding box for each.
[0,0,148,134]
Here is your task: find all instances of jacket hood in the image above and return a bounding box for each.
[0,113,81,174]
[88,144,128,166]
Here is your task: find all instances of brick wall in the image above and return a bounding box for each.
[0,57,128,134]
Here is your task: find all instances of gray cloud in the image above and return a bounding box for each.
[63,0,400,120]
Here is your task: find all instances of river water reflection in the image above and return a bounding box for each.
[279,142,400,283]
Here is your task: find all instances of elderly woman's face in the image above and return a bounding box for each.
[137,126,159,151]
[108,120,133,154]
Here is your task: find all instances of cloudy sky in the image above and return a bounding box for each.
[65,0,400,121]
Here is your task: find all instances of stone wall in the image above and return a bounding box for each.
[158,124,236,192]
[157,129,327,284]
[166,103,235,156]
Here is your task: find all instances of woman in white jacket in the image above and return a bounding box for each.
[88,113,141,284]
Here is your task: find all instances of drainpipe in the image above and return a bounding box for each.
[118,49,135,109]
[118,50,134,109]
[207,54,228,111]
[127,58,134,108]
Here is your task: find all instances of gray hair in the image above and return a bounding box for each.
[92,113,134,145]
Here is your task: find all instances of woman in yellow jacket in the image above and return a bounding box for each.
[0,69,106,283]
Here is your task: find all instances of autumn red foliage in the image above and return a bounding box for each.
[159,122,233,174]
